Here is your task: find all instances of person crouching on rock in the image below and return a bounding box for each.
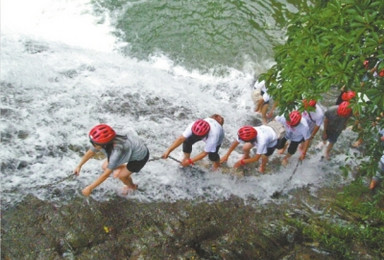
[322,101,352,160]
[220,125,278,173]
[74,124,149,196]
[275,111,311,166]
[162,114,225,170]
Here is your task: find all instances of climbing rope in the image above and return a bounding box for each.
[271,159,302,198]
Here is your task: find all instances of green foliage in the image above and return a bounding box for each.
[261,0,384,174]
[286,180,384,259]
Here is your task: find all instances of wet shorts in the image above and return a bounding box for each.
[276,137,303,155]
[126,148,149,173]
[265,146,276,156]
[183,135,221,162]
[323,130,341,144]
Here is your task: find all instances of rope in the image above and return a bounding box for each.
[168,155,182,164]
[167,155,208,174]
[2,174,76,193]
[148,156,162,162]
[271,159,302,198]
[35,174,76,189]
[283,159,302,185]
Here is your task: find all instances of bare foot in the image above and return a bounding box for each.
[282,158,289,166]
[351,139,363,148]
[315,141,324,150]
[369,179,378,190]
[121,184,138,195]
[259,164,266,173]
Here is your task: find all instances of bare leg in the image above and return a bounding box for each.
[212,161,220,170]
[352,138,363,148]
[325,143,334,160]
[282,154,292,166]
[120,175,137,195]
[255,99,263,113]
[102,160,108,170]
[259,155,268,173]
[261,103,269,124]
[278,142,288,155]
[113,165,126,178]
[298,142,304,152]
[369,178,378,190]
[113,166,137,194]
[182,153,191,164]
[242,143,254,159]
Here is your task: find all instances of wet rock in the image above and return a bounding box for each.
[24,40,49,54]
[17,130,29,140]
[0,196,288,259]
[2,188,380,259]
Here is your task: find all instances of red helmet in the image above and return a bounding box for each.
[89,124,116,144]
[303,99,317,108]
[192,119,210,136]
[238,126,257,141]
[379,62,384,77]
[287,111,302,127]
[341,91,356,101]
[337,101,352,117]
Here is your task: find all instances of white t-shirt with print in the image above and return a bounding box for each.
[302,104,325,133]
[253,80,270,102]
[182,118,224,153]
[276,115,311,142]
[236,125,278,155]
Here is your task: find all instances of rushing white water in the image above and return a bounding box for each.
[0,0,357,207]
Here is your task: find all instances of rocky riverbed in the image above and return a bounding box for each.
[2,183,383,260]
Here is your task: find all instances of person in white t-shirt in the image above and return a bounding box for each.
[162,114,225,170]
[252,79,272,124]
[302,99,325,148]
[220,125,278,173]
[275,111,311,166]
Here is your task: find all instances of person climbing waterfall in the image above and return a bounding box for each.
[275,110,311,166]
[74,124,149,196]
[252,79,272,124]
[220,124,279,173]
[322,101,352,160]
[301,99,325,149]
[162,114,224,170]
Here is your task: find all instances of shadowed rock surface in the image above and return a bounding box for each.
[2,185,382,259]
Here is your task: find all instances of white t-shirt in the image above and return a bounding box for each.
[276,115,311,142]
[302,104,325,133]
[182,118,224,153]
[236,125,278,155]
[253,80,270,102]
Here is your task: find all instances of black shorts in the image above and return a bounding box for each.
[126,148,149,173]
[323,130,341,144]
[276,137,303,155]
[183,135,221,162]
[265,146,276,156]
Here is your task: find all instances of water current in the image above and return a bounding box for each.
[1,0,359,209]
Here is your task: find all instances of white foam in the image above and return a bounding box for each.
[1,0,115,52]
[0,0,358,207]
